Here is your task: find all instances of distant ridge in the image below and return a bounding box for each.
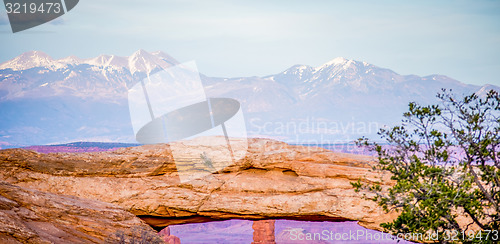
[0,49,178,73]
[23,142,142,153]
[0,50,498,147]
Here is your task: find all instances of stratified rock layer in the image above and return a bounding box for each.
[0,181,159,243]
[0,138,396,231]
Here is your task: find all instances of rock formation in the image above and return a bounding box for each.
[0,181,160,243]
[0,137,396,232]
[158,227,181,244]
[252,220,275,244]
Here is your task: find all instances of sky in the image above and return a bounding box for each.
[0,0,499,86]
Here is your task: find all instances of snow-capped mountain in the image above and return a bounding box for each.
[0,50,497,147]
[203,57,482,124]
[0,49,177,73]
[0,50,178,101]
[270,57,475,101]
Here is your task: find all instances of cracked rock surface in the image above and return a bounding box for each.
[0,138,396,231]
[0,181,159,243]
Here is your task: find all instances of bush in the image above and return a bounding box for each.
[353,89,499,243]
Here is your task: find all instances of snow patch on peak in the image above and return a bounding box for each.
[151,51,169,58]
[322,57,348,66]
[315,57,356,71]
[0,50,60,71]
[106,55,128,68]
[151,51,179,65]
[128,50,161,75]
[285,64,311,73]
[86,55,112,67]
[58,55,82,65]
[24,50,51,59]
[132,49,148,56]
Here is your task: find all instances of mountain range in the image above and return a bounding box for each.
[0,50,497,148]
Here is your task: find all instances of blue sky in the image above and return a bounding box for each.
[1,0,499,85]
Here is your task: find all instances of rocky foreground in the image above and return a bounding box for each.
[0,182,161,243]
[0,138,396,243]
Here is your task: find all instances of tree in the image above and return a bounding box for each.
[353,89,499,243]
